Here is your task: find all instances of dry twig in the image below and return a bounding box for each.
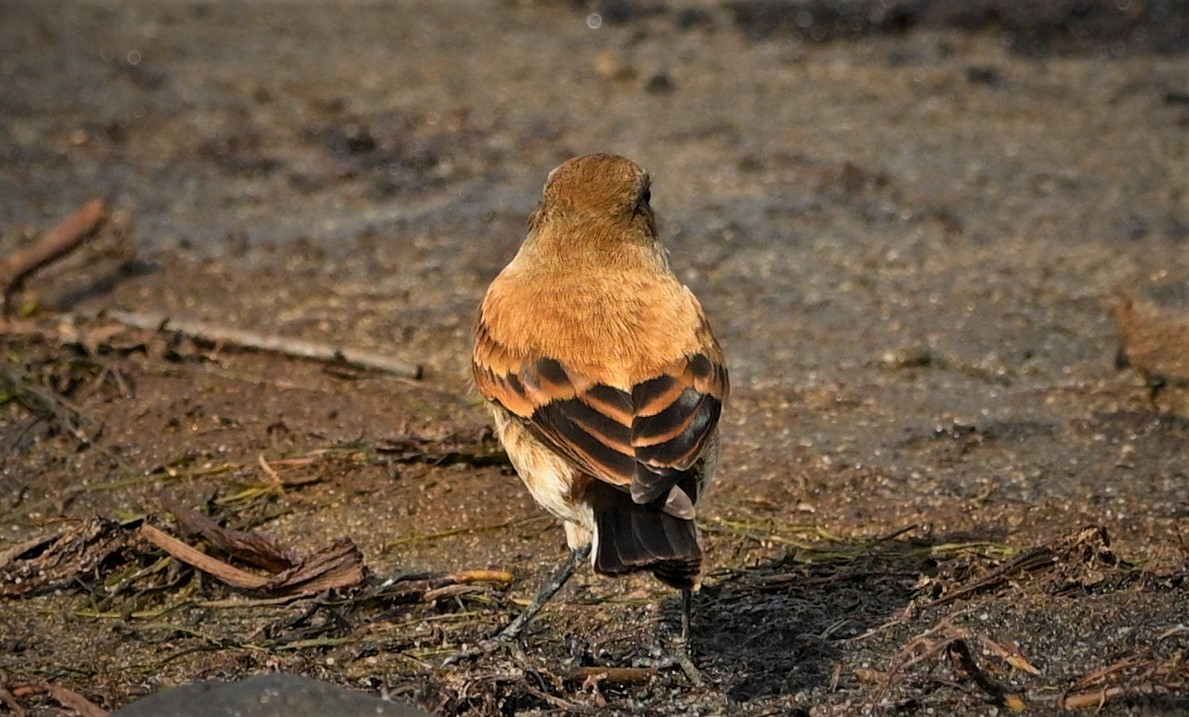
[0,685,27,717]
[101,309,422,378]
[136,520,366,597]
[160,494,296,573]
[137,523,269,590]
[945,638,1028,711]
[564,666,659,686]
[9,683,107,717]
[0,200,107,317]
[927,526,1108,607]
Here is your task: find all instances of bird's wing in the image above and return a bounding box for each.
[473,322,728,515]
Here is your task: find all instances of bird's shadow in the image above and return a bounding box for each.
[678,528,1008,701]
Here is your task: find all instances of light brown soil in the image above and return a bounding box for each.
[2,2,1187,715]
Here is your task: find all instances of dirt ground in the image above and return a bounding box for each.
[2,1,1188,715]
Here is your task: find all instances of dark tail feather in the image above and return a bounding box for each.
[590,484,702,590]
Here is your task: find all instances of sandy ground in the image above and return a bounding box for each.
[2,1,1187,715]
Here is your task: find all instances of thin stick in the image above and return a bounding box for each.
[519,683,583,712]
[0,686,26,717]
[0,199,107,315]
[564,667,659,686]
[137,523,269,590]
[7,683,107,717]
[1061,686,1127,710]
[43,684,108,717]
[101,309,422,379]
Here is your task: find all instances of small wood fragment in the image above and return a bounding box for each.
[160,494,295,573]
[1061,686,1127,710]
[8,683,107,717]
[0,686,27,717]
[137,523,269,590]
[0,200,107,316]
[563,667,659,686]
[445,569,515,584]
[137,522,366,596]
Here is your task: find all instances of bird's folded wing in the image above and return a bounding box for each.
[473,324,728,510]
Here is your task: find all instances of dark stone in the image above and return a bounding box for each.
[109,674,433,717]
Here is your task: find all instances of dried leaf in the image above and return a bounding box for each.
[160,495,295,572]
[257,538,366,596]
[1,519,132,597]
[138,513,365,597]
[138,523,268,590]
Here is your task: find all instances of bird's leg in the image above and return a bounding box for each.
[673,588,702,683]
[496,544,591,642]
[680,588,693,641]
[443,545,590,666]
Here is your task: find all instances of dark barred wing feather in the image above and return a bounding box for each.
[474,340,728,507]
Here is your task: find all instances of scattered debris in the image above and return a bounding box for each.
[3,682,108,717]
[138,497,366,597]
[926,526,1116,607]
[945,638,1027,711]
[0,518,137,597]
[1061,634,1189,710]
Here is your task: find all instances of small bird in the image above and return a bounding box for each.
[472,153,729,642]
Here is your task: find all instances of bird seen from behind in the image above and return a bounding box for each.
[472,153,729,643]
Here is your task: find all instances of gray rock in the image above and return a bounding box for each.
[110,674,432,717]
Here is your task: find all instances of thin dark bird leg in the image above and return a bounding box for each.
[681,588,693,641]
[673,588,702,684]
[496,544,591,641]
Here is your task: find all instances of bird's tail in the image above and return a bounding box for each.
[589,483,702,590]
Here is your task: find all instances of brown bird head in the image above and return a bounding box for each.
[529,154,656,242]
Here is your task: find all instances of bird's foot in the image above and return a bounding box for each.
[635,639,702,686]
[671,641,702,686]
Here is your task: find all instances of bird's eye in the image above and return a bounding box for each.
[641,188,651,204]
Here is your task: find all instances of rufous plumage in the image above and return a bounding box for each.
[472,153,728,639]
